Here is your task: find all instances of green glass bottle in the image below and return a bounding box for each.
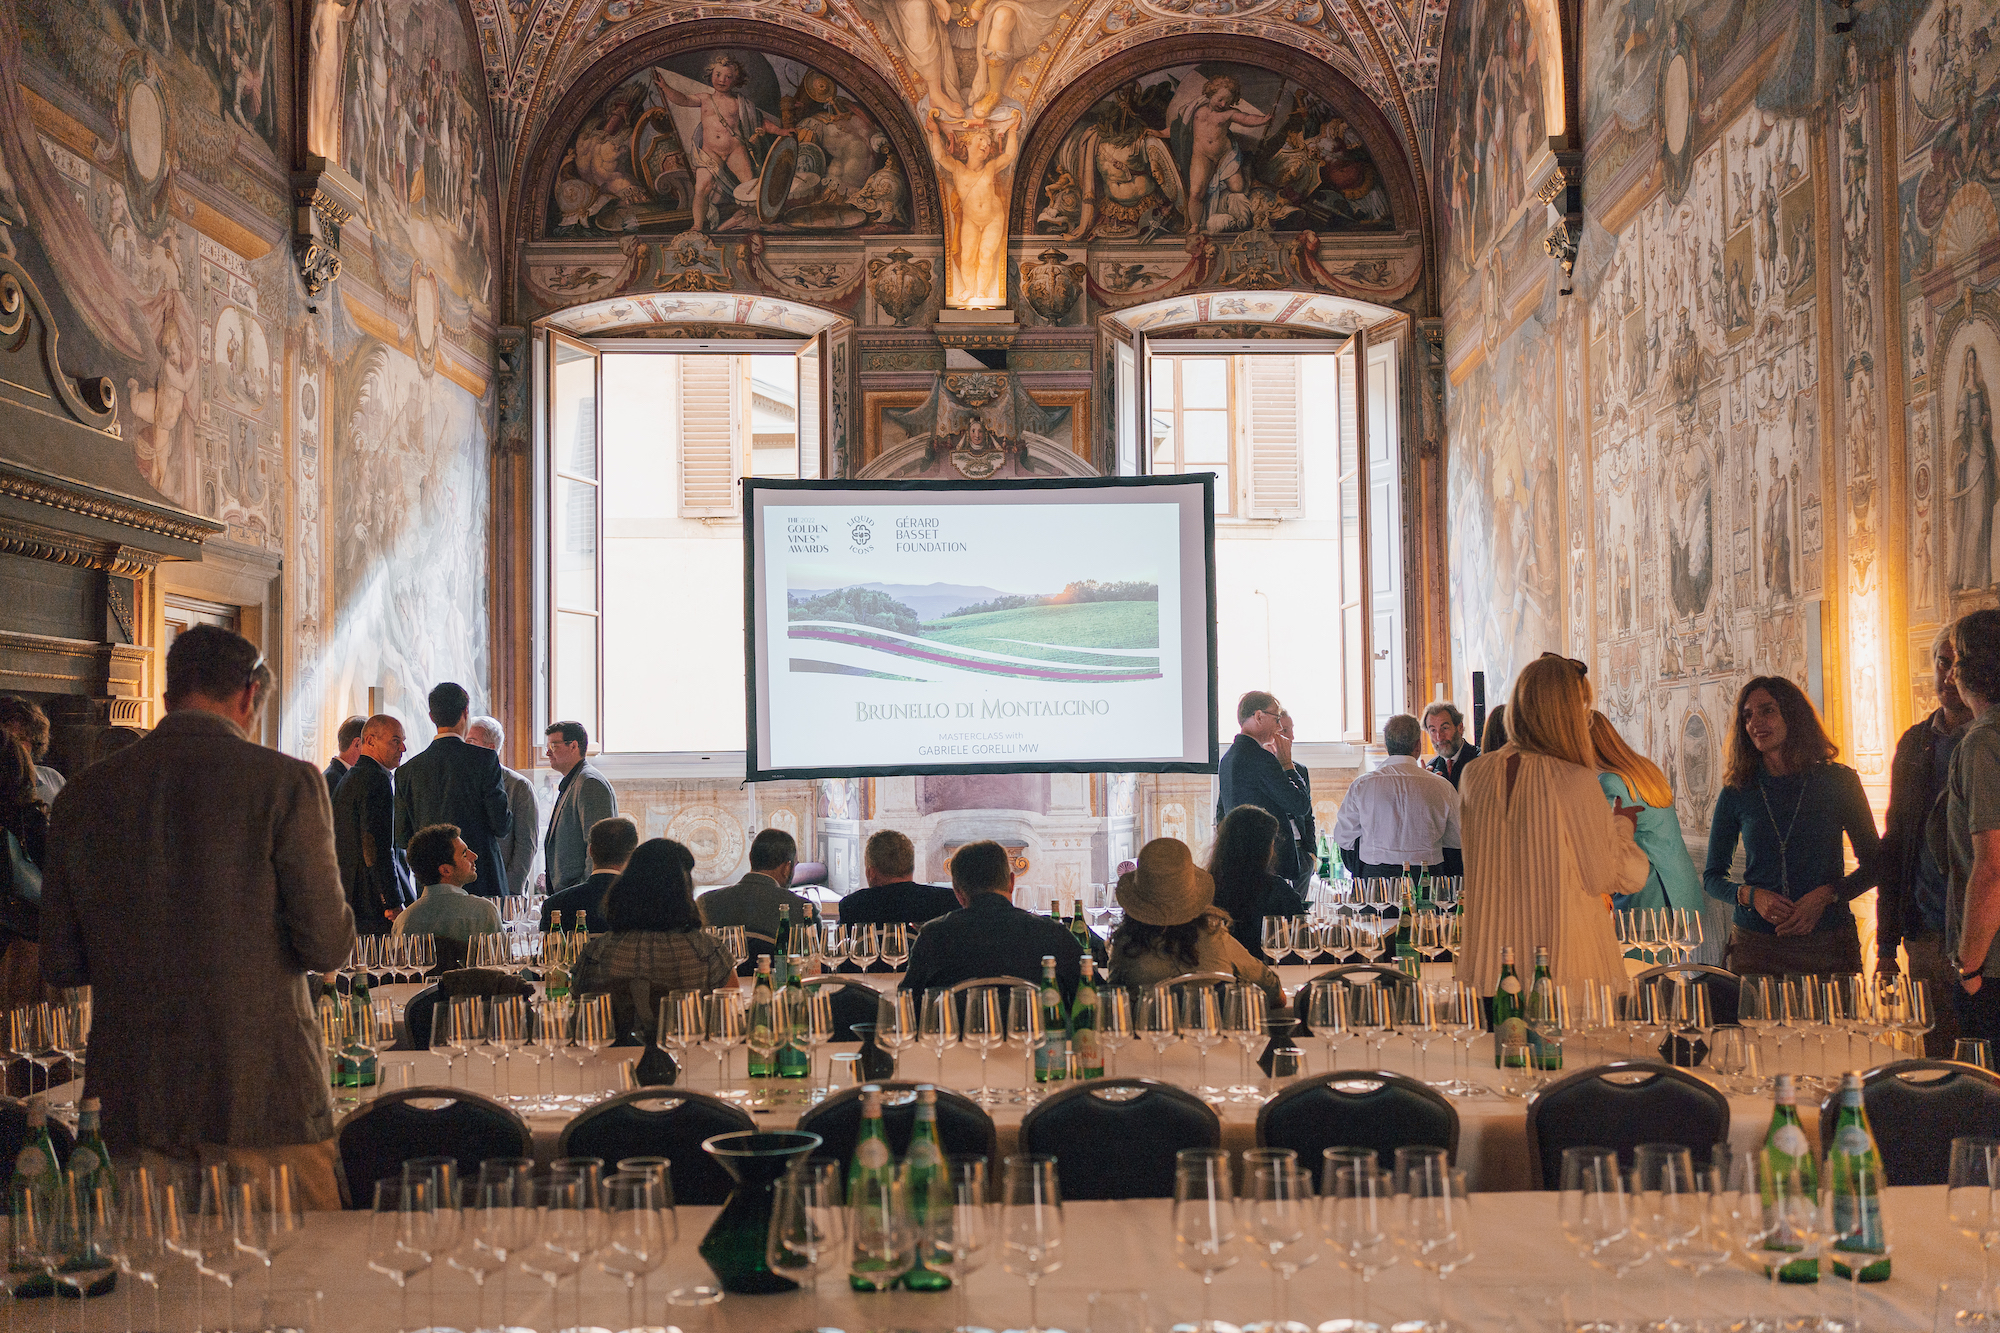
[56,1099,114,1298]
[847,1087,899,1292]
[1527,945,1562,1071]
[773,906,794,991]
[1762,1074,1820,1283]
[1069,899,1092,955]
[1034,955,1068,1083]
[346,972,377,1088]
[1491,945,1527,1067]
[1827,1072,1890,1281]
[1072,958,1103,1078]
[777,959,812,1079]
[9,1099,59,1298]
[1316,832,1334,883]
[546,912,570,1000]
[1394,878,1418,961]
[899,1086,951,1291]
[747,958,777,1079]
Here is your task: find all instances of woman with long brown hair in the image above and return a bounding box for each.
[1589,711,1703,916]
[1702,675,1880,975]
[1459,655,1649,994]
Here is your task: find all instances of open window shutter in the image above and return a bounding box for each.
[1243,355,1303,517]
[678,356,740,517]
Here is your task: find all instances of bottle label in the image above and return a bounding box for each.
[1499,976,1523,994]
[13,1148,43,1179]
[68,1146,99,1177]
[1833,1126,1873,1156]
[906,1138,942,1169]
[1772,1125,1810,1157]
[856,1137,891,1170]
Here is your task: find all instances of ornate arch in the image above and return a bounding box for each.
[1007,34,1422,238]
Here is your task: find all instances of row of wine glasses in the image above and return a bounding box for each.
[1612,907,1707,964]
[335,935,437,986]
[1,990,88,1101]
[1739,974,1933,1087]
[422,994,615,1108]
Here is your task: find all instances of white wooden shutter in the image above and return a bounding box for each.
[1243,354,1303,517]
[796,341,822,479]
[678,355,741,517]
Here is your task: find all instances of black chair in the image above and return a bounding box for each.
[397,984,442,1051]
[1018,1078,1220,1200]
[1257,1071,1459,1172]
[335,1087,532,1209]
[1631,963,1740,1027]
[557,1089,756,1205]
[802,977,884,1042]
[1525,1061,1730,1191]
[1814,1060,2000,1185]
[796,1083,996,1179]
[0,1097,73,1195]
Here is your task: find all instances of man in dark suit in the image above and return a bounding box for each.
[543,720,618,892]
[838,830,959,926]
[1423,702,1480,788]
[1217,690,1316,891]
[699,828,815,946]
[393,682,512,900]
[898,840,1084,1004]
[323,715,365,797]
[333,715,416,934]
[540,815,639,931]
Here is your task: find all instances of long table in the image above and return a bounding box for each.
[46,1187,1981,1333]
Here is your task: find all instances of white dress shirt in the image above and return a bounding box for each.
[1331,754,1463,867]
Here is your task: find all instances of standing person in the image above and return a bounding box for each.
[1946,609,2000,1047]
[698,828,813,948]
[1208,805,1306,961]
[836,830,960,926]
[469,714,540,898]
[332,715,415,935]
[1458,655,1648,994]
[1330,713,1462,879]
[0,696,64,806]
[1587,710,1706,918]
[1271,710,1318,892]
[394,683,512,900]
[39,626,355,1208]
[1217,691,1315,892]
[1703,676,1881,977]
[1880,625,1975,1057]
[540,815,639,931]
[323,715,365,796]
[1480,705,1509,753]
[1423,702,1481,789]
[0,736,47,1007]
[542,720,616,893]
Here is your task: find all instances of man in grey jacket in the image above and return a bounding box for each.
[40,626,356,1208]
[470,714,540,897]
[543,720,616,892]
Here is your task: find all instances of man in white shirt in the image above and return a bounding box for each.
[1332,713,1462,876]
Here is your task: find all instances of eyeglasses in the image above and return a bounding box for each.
[1538,651,1588,679]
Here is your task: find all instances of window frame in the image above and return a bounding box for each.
[1148,353,1238,515]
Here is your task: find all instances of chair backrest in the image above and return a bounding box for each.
[437,968,535,1000]
[1631,964,1741,1027]
[796,1083,997,1178]
[557,1089,756,1205]
[397,984,443,1051]
[1257,1071,1460,1168]
[335,1087,532,1208]
[1815,1059,2000,1185]
[1525,1061,1730,1190]
[0,1097,74,1196]
[801,977,883,1042]
[1018,1078,1220,1199]
[1312,964,1417,988]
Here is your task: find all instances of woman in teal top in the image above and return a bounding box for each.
[1589,711,1704,914]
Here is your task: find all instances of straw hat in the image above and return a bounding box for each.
[1115,838,1215,926]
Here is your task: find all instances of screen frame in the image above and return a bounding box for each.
[743,474,1219,782]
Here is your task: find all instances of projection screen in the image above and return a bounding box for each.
[745,476,1217,781]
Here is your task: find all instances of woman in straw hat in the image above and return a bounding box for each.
[1458,654,1648,995]
[1107,837,1284,1007]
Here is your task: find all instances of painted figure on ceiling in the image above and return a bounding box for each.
[926,109,1019,306]
[652,55,792,234]
[1054,81,1183,240]
[1174,75,1271,233]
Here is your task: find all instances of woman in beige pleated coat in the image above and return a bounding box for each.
[1458,654,1649,996]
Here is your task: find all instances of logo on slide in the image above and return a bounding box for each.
[847,517,874,553]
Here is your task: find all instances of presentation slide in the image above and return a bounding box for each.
[745,477,1216,780]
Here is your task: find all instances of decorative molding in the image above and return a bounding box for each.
[290,157,364,300]
[0,472,219,547]
[0,515,165,574]
[1534,151,1584,296]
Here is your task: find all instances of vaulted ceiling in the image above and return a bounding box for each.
[463,0,1453,222]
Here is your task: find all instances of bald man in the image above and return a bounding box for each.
[332,715,416,934]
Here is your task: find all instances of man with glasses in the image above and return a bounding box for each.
[1217,690,1317,893]
[1422,701,1480,789]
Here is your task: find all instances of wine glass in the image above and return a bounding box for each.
[112,1165,171,1333]
[1347,984,1394,1067]
[572,993,614,1096]
[1173,1147,1239,1333]
[1400,984,1443,1085]
[1443,983,1486,1092]
[1243,1150,1315,1333]
[235,1164,306,1303]
[929,1155,992,1333]
[766,1159,842,1298]
[1558,1146,1648,1330]
[794,987,837,1094]
[921,988,958,1083]
[399,1157,460,1333]
[1002,1155,1065,1333]
[1178,986,1226,1101]
[50,1169,117,1325]
[1949,1137,2000,1293]
[877,991,921,1080]
[427,995,464,1088]
[1098,988,1135,1078]
[1739,975,1783,1070]
[1321,1161,1395,1333]
[366,1178,434,1333]
[1898,978,1936,1055]
[1759,1151,1825,1301]
[658,992,704,1090]
[880,923,913,972]
[1708,1026,1761,1095]
[1139,986,1180,1079]
[600,1171,669,1333]
[1631,1144,1702,1282]
[848,1165,915,1292]
[522,1175,594,1329]
[1399,1163,1475,1332]
[706,989,749,1097]
[962,988,1006,1106]
[1224,984,1269,1102]
[1307,982,1354,1076]
[1827,1156,1891,1333]
[1660,1161,1741,1327]
[1006,987,1045,1103]
[486,996,528,1101]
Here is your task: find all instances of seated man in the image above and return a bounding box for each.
[836,830,959,927]
[395,823,503,968]
[698,828,815,951]
[541,815,639,931]
[898,840,1083,1003]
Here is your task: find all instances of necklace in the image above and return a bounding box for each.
[1757,767,1811,897]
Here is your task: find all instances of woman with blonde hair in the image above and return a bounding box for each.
[1589,711,1703,916]
[1458,654,1648,995]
